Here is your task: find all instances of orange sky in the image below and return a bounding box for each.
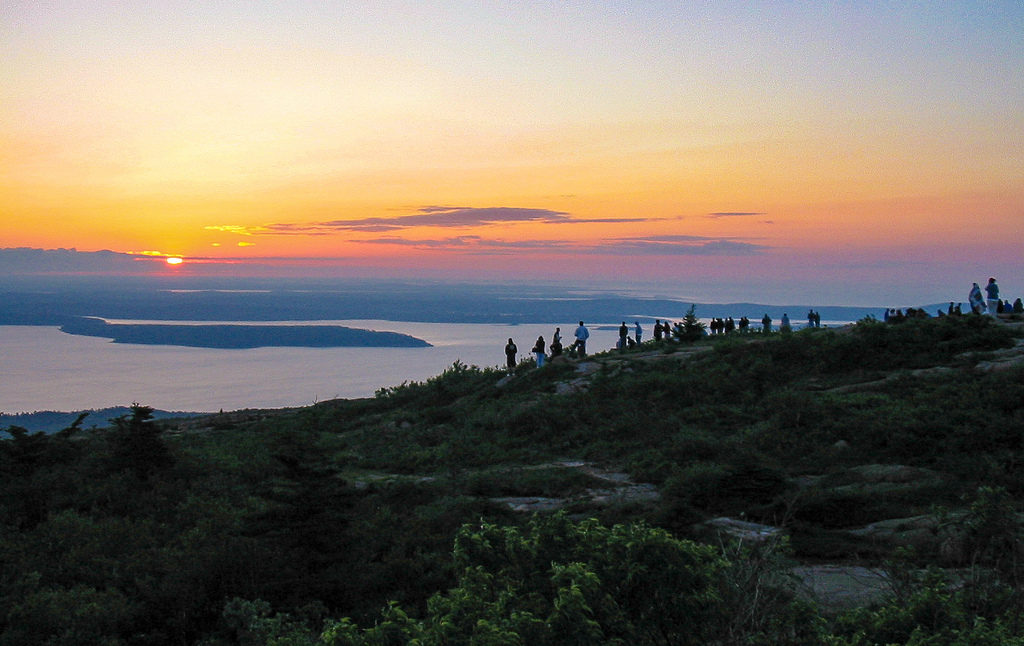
[2,3,1022,303]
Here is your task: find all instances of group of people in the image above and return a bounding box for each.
[504,321,591,371]
[883,278,1021,322]
[968,278,1020,315]
[503,309,814,371]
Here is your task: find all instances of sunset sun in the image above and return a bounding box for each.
[166,257,183,265]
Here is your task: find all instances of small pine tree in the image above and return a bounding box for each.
[107,403,172,480]
[673,305,707,342]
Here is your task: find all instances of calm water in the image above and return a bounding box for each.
[0,318,853,413]
[0,322,605,412]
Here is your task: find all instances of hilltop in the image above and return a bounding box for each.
[3,314,1024,644]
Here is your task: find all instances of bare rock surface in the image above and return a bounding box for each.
[793,565,891,612]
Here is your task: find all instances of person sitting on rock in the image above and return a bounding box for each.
[550,328,563,357]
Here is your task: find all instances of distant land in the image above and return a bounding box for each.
[0,275,898,327]
[59,317,431,349]
[0,407,204,435]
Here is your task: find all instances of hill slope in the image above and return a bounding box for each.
[3,314,1024,644]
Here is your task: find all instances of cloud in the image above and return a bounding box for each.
[355,234,768,256]
[707,212,766,218]
[206,206,668,237]
[355,236,573,254]
[0,247,166,275]
[608,237,769,255]
[204,225,262,235]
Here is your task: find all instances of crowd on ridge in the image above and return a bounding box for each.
[502,278,1020,371]
[885,277,1022,322]
[503,310,821,371]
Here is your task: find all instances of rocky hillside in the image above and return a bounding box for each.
[173,316,1024,603]
[4,314,1023,644]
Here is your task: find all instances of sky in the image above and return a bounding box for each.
[2,1,1022,305]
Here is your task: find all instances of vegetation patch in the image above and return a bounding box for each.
[3,316,1024,644]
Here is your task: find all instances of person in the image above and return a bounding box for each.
[574,321,589,357]
[618,321,628,350]
[725,317,735,334]
[634,321,642,344]
[504,338,517,371]
[761,313,772,333]
[985,278,1000,316]
[532,335,546,368]
[814,310,821,327]
[653,320,663,341]
[947,302,955,316]
[1014,298,1024,314]
[550,328,563,357]
[807,309,815,329]
[969,282,986,314]
[780,313,791,332]
[739,316,749,333]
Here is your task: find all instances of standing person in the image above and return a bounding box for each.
[504,338,517,371]
[574,321,589,357]
[969,282,986,314]
[634,321,642,344]
[550,328,563,357]
[618,322,628,350]
[761,313,772,333]
[985,278,1000,316]
[781,313,791,332]
[653,320,663,341]
[532,335,546,368]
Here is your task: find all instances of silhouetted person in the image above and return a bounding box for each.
[634,321,642,344]
[781,313,791,332]
[725,317,734,334]
[618,321,628,350]
[532,335,546,367]
[504,338,517,371]
[761,313,772,333]
[573,321,589,357]
[653,320,663,341]
[550,328,563,357]
[969,283,985,314]
[986,278,1000,316]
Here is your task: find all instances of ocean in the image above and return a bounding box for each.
[1,317,856,414]
[1,321,583,413]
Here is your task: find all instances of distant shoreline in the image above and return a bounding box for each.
[59,317,432,349]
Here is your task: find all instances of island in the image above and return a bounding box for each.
[59,317,431,349]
